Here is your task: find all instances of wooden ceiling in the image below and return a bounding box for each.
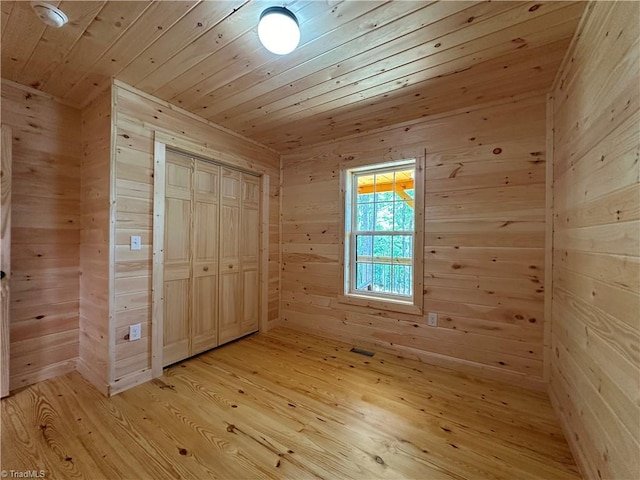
[1,1,586,151]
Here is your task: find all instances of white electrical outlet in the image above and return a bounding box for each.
[130,235,141,251]
[427,312,438,327]
[129,323,142,341]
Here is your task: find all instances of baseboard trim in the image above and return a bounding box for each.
[110,368,153,396]
[281,321,546,391]
[76,358,110,396]
[548,386,594,480]
[9,359,76,393]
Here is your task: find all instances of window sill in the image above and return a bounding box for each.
[337,294,423,316]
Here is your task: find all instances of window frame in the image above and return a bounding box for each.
[339,157,424,315]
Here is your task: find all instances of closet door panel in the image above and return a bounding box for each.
[163,279,190,365]
[242,268,259,333]
[192,162,219,355]
[240,207,260,264]
[219,168,242,343]
[219,271,241,343]
[163,154,192,366]
[218,202,241,343]
[192,274,218,354]
[221,167,241,203]
[165,198,190,261]
[240,174,260,335]
[219,204,239,264]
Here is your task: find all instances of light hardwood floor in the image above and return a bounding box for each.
[1,328,580,479]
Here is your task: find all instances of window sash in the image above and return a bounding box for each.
[348,165,416,301]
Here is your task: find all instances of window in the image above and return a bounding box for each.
[342,159,423,313]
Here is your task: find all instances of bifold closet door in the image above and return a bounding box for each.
[219,170,260,344]
[163,153,259,364]
[163,153,192,366]
[218,168,242,344]
[191,162,220,355]
[240,174,260,334]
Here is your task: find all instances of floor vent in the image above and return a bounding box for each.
[350,347,375,357]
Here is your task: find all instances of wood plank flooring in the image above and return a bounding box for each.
[1,328,580,479]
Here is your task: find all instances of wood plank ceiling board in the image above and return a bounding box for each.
[172,0,427,114]
[1,0,586,152]
[15,1,107,90]
[200,0,513,123]
[257,36,573,149]
[133,0,297,98]
[204,0,492,129]
[36,1,153,98]
[62,0,202,105]
[1,0,61,81]
[0,1,14,35]
[157,0,367,108]
[230,3,581,134]
[115,0,250,88]
[148,0,327,102]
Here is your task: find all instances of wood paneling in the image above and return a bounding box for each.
[1,125,11,398]
[548,2,640,479]
[1,1,585,151]
[112,81,280,391]
[78,89,112,395]
[1,328,580,480]
[1,80,81,391]
[281,93,548,389]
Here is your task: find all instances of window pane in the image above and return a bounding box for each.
[355,262,373,291]
[393,201,406,231]
[403,235,413,258]
[392,235,402,259]
[358,192,374,204]
[374,173,394,202]
[392,235,412,260]
[356,235,373,259]
[357,174,375,199]
[372,263,392,292]
[392,264,403,295]
[373,235,391,259]
[392,265,412,296]
[356,203,373,231]
[404,198,414,230]
[374,202,394,231]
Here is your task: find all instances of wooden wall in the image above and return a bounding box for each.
[281,93,548,389]
[78,90,112,394]
[1,80,81,390]
[549,2,640,479]
[110,81,281,393]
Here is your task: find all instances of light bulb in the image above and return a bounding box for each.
[258,7,300,55]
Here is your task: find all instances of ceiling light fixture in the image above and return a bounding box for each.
[31,2,68,28]
[258,7,300,55]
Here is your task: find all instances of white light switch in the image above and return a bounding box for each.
[130,235,141,251]
[427,312,438,327]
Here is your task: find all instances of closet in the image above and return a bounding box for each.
[163,150,260,366]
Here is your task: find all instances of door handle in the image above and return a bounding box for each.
[0,271,5,280]
[203,266,209,272]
